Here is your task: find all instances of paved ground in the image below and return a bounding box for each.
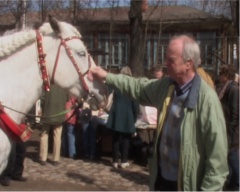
[0,128,150,191]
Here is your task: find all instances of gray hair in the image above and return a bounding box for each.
[171,35,201,70]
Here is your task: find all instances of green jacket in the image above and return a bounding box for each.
[42,84,68,124]
[106,73,228,191]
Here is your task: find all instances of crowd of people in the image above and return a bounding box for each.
[0,34,238,191]
[88,34,238,191]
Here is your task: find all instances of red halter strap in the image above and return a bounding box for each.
[36,30,50,92]
[0,103,33,142]
[35,31,91,92]
[52,36,91,92]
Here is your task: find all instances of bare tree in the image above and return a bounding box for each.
[105,0,120,70]
[185,0,238,68]
[37,0,67,22]
[230,0,239,36]
[69,0,101,24]
[129,0,145,77]
[142,0,175,69]
[186,0,231,18]
[0,0,32,29]
[148,0,177,6]
[142,0,164,68]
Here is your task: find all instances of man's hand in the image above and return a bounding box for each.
[88,66,108,82]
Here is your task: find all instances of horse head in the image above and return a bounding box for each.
[38,15,108,109]
[0,16,111,175]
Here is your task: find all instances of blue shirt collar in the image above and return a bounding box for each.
[169,74,201,109]
[173,78,194,97]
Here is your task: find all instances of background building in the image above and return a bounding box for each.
[0,1,238,79]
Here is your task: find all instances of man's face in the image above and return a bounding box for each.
[165,39,189,81]
[219,73,228,84]
[154,70,163,79]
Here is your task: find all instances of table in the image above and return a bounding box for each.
[96,121,157,164]
[130,123,156,165]
[135,119,156,144]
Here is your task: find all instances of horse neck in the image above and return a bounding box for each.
[0,43,43,124]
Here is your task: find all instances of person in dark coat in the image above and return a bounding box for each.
[106,66,139,168]
[218,64,239,191]
[0,141,27,186]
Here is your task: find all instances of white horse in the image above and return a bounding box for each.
[0,16,108,174]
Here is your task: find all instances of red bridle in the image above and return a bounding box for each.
[36,30,91,92]
[0,32,94,142]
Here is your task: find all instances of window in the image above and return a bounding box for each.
[97,34,109,68]
[143,34,169,69]
[82,35,93,52]
[97,34,128,69]
[197,32,216,68]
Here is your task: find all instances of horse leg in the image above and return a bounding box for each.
[0,129,12,175]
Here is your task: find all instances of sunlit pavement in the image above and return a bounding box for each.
[0,129,149,191]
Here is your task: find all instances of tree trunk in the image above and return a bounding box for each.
[128,0,144,77]
[230,0,239,36]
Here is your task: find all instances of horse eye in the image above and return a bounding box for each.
[78,51,86,57]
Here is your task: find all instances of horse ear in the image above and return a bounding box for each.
[33,22,42,30]
[48,15,60,35]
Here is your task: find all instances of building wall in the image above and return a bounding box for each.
[82,31,238,78]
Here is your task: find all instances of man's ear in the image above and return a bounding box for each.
[186,59,193,69]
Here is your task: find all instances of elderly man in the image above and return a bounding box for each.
[88,35,228,191]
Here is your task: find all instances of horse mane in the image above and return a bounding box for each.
[0,28,36,58]
[0,21,81,59]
